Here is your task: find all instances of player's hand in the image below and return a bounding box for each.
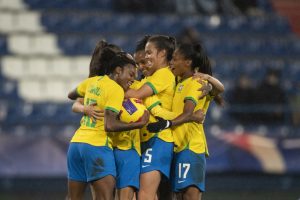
[137,110,150,127]
[147,117,172,133]
[198,81,212,99]
[193,72,210,81]
[83,103,104,122]
[193,72,212,99]
[191,109,205,123]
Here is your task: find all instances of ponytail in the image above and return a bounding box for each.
[148,35,176,62]
[89,40,122,77]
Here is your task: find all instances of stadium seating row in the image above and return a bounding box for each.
[1,53,299,103]
[51,33,300,56]
[24,0,112,10]
[0,11,44,33]
[41,12,290,34]
[0,100,80,125]
[1,56,89,79]
[2,55,298,80]
[0,0,27,10]
[3,32,299,57]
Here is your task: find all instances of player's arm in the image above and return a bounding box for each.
[68,88,81,100]
[150,102,204,123]
[125,84,153,99]
[147,99,199,132]
[170,100,196,126]
[68,78,91,100]
[144,95,177,120]
[72,98,104,121]
[126,70,168,99]
[150,105,177,120]
[104,109,149,132]
[72,98,85,113]
[193,72,225,98]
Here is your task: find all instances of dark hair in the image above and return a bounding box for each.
[89,40,122,77]
[100,48,136,75]
[176,43,211,75]
[147,35,176,62]
[177,43,224,106]
[135,35,151,53]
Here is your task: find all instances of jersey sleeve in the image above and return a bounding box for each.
[146,68,169,94]
[143,95,161,111]
[144,94,177,120]
[184,80,205,106]
[76,78,92,97]
[150,105,178,120]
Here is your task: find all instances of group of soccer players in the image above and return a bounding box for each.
[66,34,224,200]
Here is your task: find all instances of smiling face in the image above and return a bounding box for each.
[145,41,164,76]
[134,50,149,77]
[115,64,136,91]
[170,49,190,77]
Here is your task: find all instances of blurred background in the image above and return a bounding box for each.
[0,0,300,199]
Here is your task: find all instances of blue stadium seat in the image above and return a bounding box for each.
[41,12,69,33]
[133,14,160,34]
[58,35,84,55]
[155,14,182,34]
[222,16,249,33]
[242,59,265,78]
[55,103,81,124]
[5,101,34,125]
[0,78,18,99]
[25,0,112,10]
[245,37,265,54]
[0,35,8,55]
[291,37,300,55]
[84,14,112,32]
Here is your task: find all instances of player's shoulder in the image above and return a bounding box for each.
[153,67,174,77]
[189,77,206,87]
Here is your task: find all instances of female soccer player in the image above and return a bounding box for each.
[147,43,224,200]
[125,35,176,200]
[71,40,150,200]
[67,49,149,200]
[71,40,122,122]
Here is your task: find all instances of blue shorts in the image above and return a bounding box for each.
[114,148,140,189]
[171,150,206,192]
[141,137,174,179]
[67,143,116,182]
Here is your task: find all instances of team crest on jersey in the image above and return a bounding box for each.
[178,84,184,92]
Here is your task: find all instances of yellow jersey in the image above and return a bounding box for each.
[111,129,141,155]
[141,67,175,142]
[109,80,142,154]
[171,77,210,155]
[111,97,147,155]
[71,75,124,148]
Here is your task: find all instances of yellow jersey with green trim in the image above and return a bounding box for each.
[71,75,124,148]
[111,129,141,155]
[111,97,147,155]
[110,80,145,155]
[145,67,175,110]
[140,67,175,142]
[171,77,210,155]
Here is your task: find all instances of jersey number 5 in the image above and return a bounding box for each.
[144,148,153,163]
